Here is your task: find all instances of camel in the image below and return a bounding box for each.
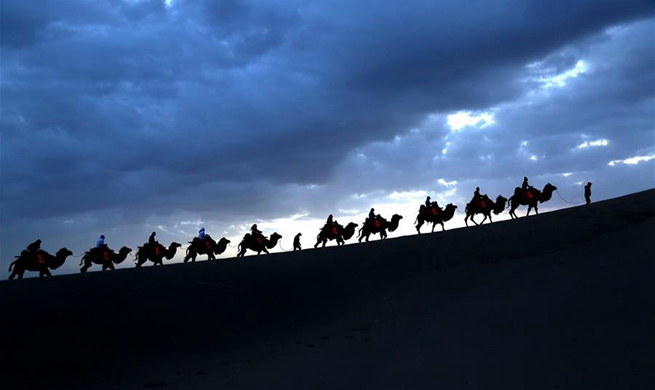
[237,232,282,257]
[464,195,508,226]
[508,183,557,219]
[358,214,403,242]
[80,246,132,273]
[415,203,458,233]
[135,242,182,267]
[314,222,359,248]
[8,247,73,280]
[184,235,230,262]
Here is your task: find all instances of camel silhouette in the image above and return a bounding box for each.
[184,235,230,262]
[415,203,457,233]
[358,214,403,242]
[464,195,508,226]
[135,242,182,267]
[8,248,73,279]
[237,232,282,257]
[80,246,132,273]
[315,222,359,248]
[508,183,557,218]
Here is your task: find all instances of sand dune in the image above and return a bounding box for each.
[1,189,653,390]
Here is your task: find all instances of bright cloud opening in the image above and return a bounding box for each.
[608,154,655,166]
[577,139,609,149]
[538,60,589,89]
[437,179,457,187]
[447,111,495,131]
[387,190,427,201]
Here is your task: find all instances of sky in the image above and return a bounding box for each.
[1,0,654,277]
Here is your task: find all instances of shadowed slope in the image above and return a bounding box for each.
[1,189,653,389]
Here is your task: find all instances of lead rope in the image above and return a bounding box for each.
[278,240,288,252]
[556,189,585,205]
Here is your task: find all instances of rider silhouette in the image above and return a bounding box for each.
[96,235,110,261]
[148,231,160,255]
[27,239,43,265]
[251,224,264,244]
[368,208,381,229]
[522,177,535,199]
[27,239,42,253]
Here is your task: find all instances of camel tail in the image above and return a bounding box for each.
[79,254,86,266]
[8,260,17,272]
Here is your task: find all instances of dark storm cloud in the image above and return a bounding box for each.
[1,0,653,275]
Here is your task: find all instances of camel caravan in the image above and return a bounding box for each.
[7,178,559,279]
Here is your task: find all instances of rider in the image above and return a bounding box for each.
[96,234,110,261]
[522,177,534,199]
[471,187,482,205]
[251,224,264,244]
[425,196,439,215]
[368,208,380,229]
[96,235,106,249]
[325,214,337,235]
[198,227,206,240]
[148,231,160,255]
[27,239,42,253]
[27,239,43,265]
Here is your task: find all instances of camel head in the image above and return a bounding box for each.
[170,242,182,249]
[544,183,557,192]
[118,246,133,255]
[56,247,74,258]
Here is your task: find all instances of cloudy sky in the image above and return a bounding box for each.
[1,0,653,277]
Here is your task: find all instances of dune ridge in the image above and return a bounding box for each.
[1,189,653,389]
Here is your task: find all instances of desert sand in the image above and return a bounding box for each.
[1,189,653,390]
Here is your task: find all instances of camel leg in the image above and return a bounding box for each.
[440,222,445,231]
[470,215,477,226]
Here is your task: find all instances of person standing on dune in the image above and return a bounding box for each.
[584,182,592,205]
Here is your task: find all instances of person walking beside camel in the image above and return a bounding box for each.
[293,233,302,251]
[584,182,592,205]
